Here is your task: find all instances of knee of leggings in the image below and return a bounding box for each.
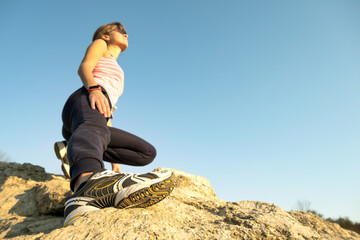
[62,126,72,141]
[142,146,157,166]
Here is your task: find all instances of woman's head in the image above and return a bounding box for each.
[92,22,127,42]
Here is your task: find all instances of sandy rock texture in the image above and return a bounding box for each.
[0,161,359,239]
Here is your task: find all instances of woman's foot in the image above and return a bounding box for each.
[63,169,175,227]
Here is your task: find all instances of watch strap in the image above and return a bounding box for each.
[88,85,101,94]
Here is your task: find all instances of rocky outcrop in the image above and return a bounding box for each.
[0,161,359,239]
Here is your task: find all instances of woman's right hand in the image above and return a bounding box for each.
[89,90,111,118]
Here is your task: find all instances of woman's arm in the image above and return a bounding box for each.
[78,39,111,118]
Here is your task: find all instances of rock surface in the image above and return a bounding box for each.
[0,161,359,240]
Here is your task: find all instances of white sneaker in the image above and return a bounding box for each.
[54,141,70,179]
[63,169,175,226]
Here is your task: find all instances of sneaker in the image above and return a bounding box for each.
[63,169,175,227]
[54,141,70,179]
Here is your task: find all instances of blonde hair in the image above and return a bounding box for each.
[92,22,127,42]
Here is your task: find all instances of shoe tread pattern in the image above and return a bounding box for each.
[116,175,175,209]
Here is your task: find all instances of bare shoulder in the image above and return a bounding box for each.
[83,39,108,61]
[87,39,107,52]
[91,39,107,48]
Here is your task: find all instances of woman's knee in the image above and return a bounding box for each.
[142,145,157,165]
[62,125,72,141]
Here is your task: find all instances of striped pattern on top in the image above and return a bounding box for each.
[92,57,124,107]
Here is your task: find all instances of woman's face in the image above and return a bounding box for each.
[108,27,128,51]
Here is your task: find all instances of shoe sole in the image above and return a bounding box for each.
[61,164,71,179]
[116,174,175,209]
[64,204,99,227]
[54,141,71,179]
[54,141,67,160]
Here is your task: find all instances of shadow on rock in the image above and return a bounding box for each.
[9,188,40,217]
[4,216,63,239]
[0,162,70,239]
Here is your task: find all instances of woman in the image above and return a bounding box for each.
[61,22,175,227]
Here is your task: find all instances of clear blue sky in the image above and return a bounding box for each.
[1,0,359,222]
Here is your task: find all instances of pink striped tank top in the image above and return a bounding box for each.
[92,57,124,107]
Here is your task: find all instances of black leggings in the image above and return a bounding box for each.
[61,87,156,191]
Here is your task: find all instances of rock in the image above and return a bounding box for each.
[0,162,51,184]
[35,176,71,215]
[0,162,359,240]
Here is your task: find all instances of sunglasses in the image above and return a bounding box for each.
[111,28,127,35]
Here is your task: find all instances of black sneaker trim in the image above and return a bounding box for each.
[137,173,159,180]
